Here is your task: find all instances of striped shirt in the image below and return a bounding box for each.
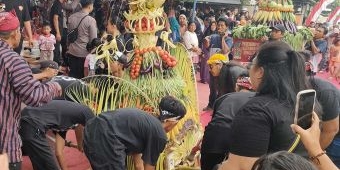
[0,40,60,163]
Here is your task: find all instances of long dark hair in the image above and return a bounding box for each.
[108,12,125,34]
[255,41,309,105]
[252,151,317,170]
[204,21,218,37]
[217,61,248,96]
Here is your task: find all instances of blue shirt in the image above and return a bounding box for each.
[209,34,233,49]
[314,39,328,55]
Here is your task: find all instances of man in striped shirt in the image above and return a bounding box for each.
[0,11,62,170]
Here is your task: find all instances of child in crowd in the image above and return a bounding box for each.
[329,37,340,82]
[84,38,102,77]
[38,21,56,61]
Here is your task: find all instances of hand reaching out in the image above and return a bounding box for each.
[0,153,9,170]
[43,68,58,79]
[291,113,339,170]
[291,112,322,156]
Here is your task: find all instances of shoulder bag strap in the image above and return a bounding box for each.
[75,15,89,30]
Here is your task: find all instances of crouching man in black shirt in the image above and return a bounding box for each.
[19,100,94,170]
[83,95,187,170]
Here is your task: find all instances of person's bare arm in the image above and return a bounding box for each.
[0,153,9,170]
[310,40,320,55]
[218,153,258,170]
[203,36,210,49]
[33,68,58,80]
[84,67,89,77]
[132,154,144,170]
[320,116,339,149]
[291,112,339,170]
[53,15,61,41]
[24,21,33,47]
[55,133,68,170]
[144,163,155,170]
[221,34,230,54]
[74,125,84,152]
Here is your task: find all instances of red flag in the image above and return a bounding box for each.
[305,0,335,25]
[327,7,340,23]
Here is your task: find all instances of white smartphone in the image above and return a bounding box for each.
[294,89,316,129]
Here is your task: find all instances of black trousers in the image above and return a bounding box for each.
[19,121,59,170]
[207,74,217,108]
[200,152,226,170]
[53,41,62,65]
[67,53,86,79]
[61,28,68,67]
[9,162,21,170]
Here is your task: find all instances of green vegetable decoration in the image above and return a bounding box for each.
[232,0,314,52]
[283,27,314,50]
[232,25,272,39]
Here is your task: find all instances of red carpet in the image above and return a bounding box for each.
[22,132,91,170]
[21,73,339,170]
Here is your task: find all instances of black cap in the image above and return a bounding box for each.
[40,60,58,69]
[270,24,285,33]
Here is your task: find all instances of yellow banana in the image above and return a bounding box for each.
[262,11,269,23]
[257,11,265,22]
[254,11,261,22]
[268,11,273,21]
[277,11,282,20]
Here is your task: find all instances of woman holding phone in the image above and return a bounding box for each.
[251,112,339,170]
[219,41,321,170]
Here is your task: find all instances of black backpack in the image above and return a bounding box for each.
[67,15,88,44]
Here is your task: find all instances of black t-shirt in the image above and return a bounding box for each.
[98,109,167,166]
[50,0,64,34]
[3,0,31,28]
[50,76,84,100]
[21,100,94,134]
[310,78,340,121]
[230,95,307,157]
[202,92,255,154]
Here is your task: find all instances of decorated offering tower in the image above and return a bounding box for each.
[66,0,202,169]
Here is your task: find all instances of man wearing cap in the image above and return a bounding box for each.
[83,95,187,170]
[0,11,62,170]
[269,24,285,41]
[260,24,285,42]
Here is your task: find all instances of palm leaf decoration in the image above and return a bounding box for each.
[65,75,155,115]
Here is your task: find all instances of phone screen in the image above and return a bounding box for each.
[296,91,316,129]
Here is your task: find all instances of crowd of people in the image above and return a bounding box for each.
[0,0,339,170]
